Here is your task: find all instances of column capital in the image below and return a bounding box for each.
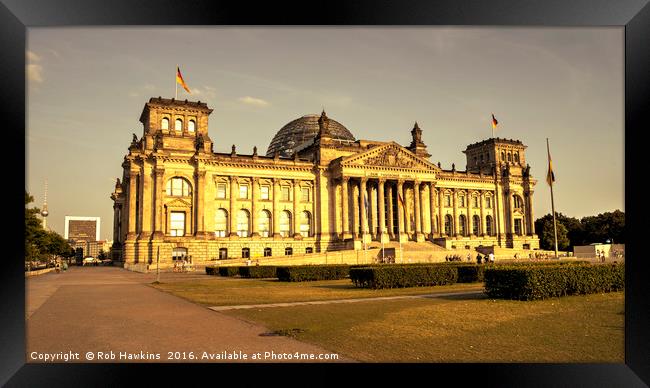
[293,178,301,185]
[230,175,239,183]
[360,176,368,183]
[251,176,260,184]
[377,177,386,184]
[195,170,207,179]
[342,176,350,183]
[414,180,421,186]
[397,179,405,186]
[154,168,165,177]
[273,177,281,185]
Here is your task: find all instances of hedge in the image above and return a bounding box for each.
[238,266,278,278]
[276,265,350,282]
[218,266,240,277]
[484,263,625,300]
[205,266,219,276]
[350,265,458,289]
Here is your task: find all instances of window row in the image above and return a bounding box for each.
[218,246,314,259]
[214,209,312,238]
[443,193,493,208]
[216,182,311,201]
[161,117,196,132]
[441,214,526,236]
[500,150,520,163]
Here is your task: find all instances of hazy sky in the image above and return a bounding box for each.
[26,27,624,241]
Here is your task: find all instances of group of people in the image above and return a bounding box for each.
[173,255,194,272]
[475,252,495,264]
[595,250,607,263]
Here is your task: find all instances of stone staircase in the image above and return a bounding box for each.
[367,240,449,252]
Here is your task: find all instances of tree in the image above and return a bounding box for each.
[25,191,74,263]
[535,210,625,249]
[536,216,570,251]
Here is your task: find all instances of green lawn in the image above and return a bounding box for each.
[151,277,623,363]
[151,277,483,306]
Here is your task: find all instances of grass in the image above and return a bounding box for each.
[226,291,624,362]
[151,276,623,363]
[151,277,483,306]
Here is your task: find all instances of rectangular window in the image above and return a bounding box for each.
[219,248,228,260]
[459,196,465,207]
[285,247,293,256]
[306,247,313,254]
[473,197,479,208]
[239,184,249,199]
[486,197,492,208]
[514,219,523,235]
[260,185,270,200]
[216,183,227,199]
[445,195,451,207]
[264,247,272,257]
[170,212,185,236]
[281,186,290,201]
[301,187,310,202]
[242,248,250,259]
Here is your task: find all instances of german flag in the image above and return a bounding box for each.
[546,149,556,186]
[491,114,498,130]
[176,66,191,93]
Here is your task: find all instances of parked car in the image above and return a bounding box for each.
[82,257,100,266]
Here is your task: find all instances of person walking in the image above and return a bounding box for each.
[466,253,472,262]
[476,253,482,264]
[488,252,495,263]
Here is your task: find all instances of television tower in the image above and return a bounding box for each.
[40,179,49,230]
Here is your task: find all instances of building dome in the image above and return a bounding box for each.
[266,114,355,157]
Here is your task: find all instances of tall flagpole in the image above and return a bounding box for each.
[175,65,178,100]
[547,138,559,259]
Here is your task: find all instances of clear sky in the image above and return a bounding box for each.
[26,27,624,241]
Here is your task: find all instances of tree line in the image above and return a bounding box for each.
[534,210,624,251]
[25,191,75,263]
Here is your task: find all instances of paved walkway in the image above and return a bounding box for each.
[26,267,350,363]
[208,290,486,311]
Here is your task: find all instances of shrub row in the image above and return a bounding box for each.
[218,266,240,277]
[276,265,350,282]
[238,266,278,278]
[484,263,625,300]
[350,265,458,289]
[205,266,219,276]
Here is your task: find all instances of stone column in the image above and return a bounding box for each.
[452,189,459,237]
[509,191,516,235]
[387,184,394,238]
[272,178,281,238]
[251,177,259,237]
[369,181,377,239]
[341,177,351,238]
[293,179,301,238]
[195,170,206,236]
[438,189,444,237]
[397,180,407,242]
[414,181,424,242]
[378,178,388,243]
[360,177,368,242]
[527,191,535,235]
[429,182,436,239]
[467,190,472,237]
[138,164,153,240]
[127,170,138,237]
[153,168,164,237]
[229,175,238,237]
[352,181,360,238]
[478,190,485,237]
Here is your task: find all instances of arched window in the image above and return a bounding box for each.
[473,215,481,235]
[300,211,312,237]
[444,214,453,236]
[501,151,506,161]
[172,247,188,261]
[175,118,183,132]
[236,209,250,237]
[513,195,523,209]
[514,152,519,163]
[161,117,169,130]
[459,215,467,236]
[188,120,196,133]
[259,210,271,237]
[215,209,228,237]
[242,248,250,258]
[279,210,292,237]
[486,215,493,236]
[166,177,192,197]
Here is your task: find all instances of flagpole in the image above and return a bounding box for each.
[547,138,559,259]
[175,65,178,100]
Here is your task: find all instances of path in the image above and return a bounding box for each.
[26,267,350,363]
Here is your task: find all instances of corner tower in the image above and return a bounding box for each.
[463,138,527,174]
[138,97,214,153]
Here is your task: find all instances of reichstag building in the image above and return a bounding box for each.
[111,97,539,269]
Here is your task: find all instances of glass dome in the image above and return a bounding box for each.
[266,114,355,157]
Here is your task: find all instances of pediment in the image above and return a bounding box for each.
[165,197,193,208]
[341,142,438,171]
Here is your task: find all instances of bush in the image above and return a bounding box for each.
[455,264,486,283]
[205,266,219,276]
[218,266,240,277]
[238,266,278,278]
[276,265,350,282]
[350,265,458,289]
[484,263,624,300]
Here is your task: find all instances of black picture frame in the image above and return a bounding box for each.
[2,0,648,385]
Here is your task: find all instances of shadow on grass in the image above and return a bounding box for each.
[427,291,488,301]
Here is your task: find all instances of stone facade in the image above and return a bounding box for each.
[111,97,539,270]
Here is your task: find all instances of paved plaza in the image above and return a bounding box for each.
[26,267,349,363]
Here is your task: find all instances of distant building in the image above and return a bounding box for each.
[65,216,100,260]
[573,243,625,259]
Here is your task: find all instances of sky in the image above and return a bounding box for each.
[26,27,624,241]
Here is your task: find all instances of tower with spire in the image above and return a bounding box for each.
[40,179,49,230]
[407,122,431,159]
